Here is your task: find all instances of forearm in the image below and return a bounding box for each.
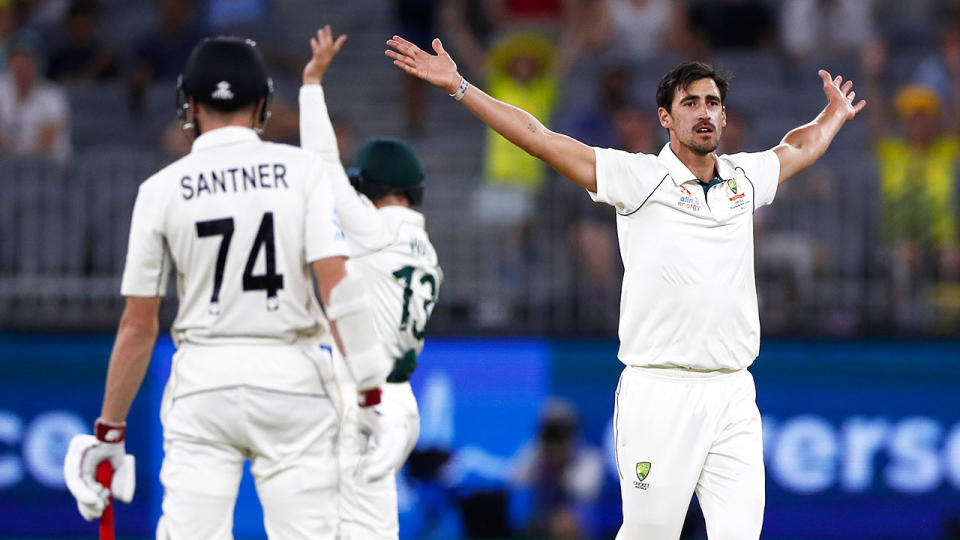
[459,82,595,189]
[299,85,340,161]
[100,316,158,423]
[778,106,847,178]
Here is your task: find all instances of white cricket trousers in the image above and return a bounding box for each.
[614,366,764,540]
[332,350,420,540]
[156,341,340,540]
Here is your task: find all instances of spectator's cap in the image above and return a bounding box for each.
[180,36,272,112]
[894,84,940,118]
[9,29,44,60]
[347,137,425,205]
[487,32,553,76]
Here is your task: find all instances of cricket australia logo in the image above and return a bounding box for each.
[211,81,234,100]
[727,178,738,194]
[633,461,651,490]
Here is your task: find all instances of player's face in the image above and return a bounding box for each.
[659,78,726,155]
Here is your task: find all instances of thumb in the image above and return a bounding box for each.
[432,38,446,56]
[818,69,832,86]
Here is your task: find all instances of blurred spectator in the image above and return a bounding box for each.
[204,0,266,32]
[583,0,696,59]
[490,0,575,35]
[687,0,777,51]
[915,19,960,104]
[443,20,583,325]
[393,0,439,135]
[329,113,356,165]
[130,0,205,113]
[779,0,876,61]
[717,106,750,154]
[873,0,945,51]
[46,0,119,82]
[610,102,658,154]
[20,0,69,30]
[0,30,71,164]
[456,31,579,224]
[0,0,17,72]
[563,63,631,148]
[511,398,604,539]
[563,102,656,333]
[864,41,960,330]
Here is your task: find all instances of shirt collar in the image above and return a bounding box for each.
[380,205,425,228]
[657,142,736,185]
[191,126,260,153]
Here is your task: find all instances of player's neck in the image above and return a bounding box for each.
[373,194,410,209]
[198,117,255,134]
[195,104,257,134]
[670,139,718,183]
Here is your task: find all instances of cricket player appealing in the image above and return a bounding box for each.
[62,36,394,539]
[386,37,865,539]
[300,27,442,539]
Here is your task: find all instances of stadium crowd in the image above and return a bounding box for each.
[0,0,958,338]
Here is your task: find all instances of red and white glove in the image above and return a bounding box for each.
[63,419,136,521]
[354,384,420,483]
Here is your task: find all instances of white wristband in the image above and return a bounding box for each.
[449,76,469,101]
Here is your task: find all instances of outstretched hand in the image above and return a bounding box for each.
[386,36,461,94]
[303,25,347,86]
[819,69,866,122]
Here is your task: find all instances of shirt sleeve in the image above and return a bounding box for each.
[590,147,663,213]
[327,155,394,254]
[298,85,340,163]
[120,182,171,297]
[300,85,392,253]
[729,150,780,208]
[305,161,350,263]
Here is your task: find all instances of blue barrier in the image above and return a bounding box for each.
[0,334,957,538]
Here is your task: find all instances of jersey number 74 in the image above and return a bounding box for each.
[196,212,285,315]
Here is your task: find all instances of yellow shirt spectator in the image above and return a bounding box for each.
[877,135,959,247]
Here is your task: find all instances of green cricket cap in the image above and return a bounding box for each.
[349,137,424,187]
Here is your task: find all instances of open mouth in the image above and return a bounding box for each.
[695,124,714,134]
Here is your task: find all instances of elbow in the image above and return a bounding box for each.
[121,317,158,341]
[118,308,159,339]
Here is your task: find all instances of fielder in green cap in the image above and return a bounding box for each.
[299,26,443,540]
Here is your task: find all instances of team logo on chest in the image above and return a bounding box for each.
[726,177,749,209]
[677,185,702,212]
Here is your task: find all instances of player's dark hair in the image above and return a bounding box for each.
[656,61,729,112]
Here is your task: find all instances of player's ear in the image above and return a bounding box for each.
[720,106,727,128]
[658,107,671,129]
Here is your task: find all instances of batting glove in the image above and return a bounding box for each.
[355,384,420,483]
[63,419,136,521]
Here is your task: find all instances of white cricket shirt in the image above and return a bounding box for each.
[590,143,779,371]
[120,126,348,346]
[299,85,443,363]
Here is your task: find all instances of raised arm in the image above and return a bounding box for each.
[302,27,392,253]
[772,69,866,184]
[301,26,347,161]
[386,35,598,192]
